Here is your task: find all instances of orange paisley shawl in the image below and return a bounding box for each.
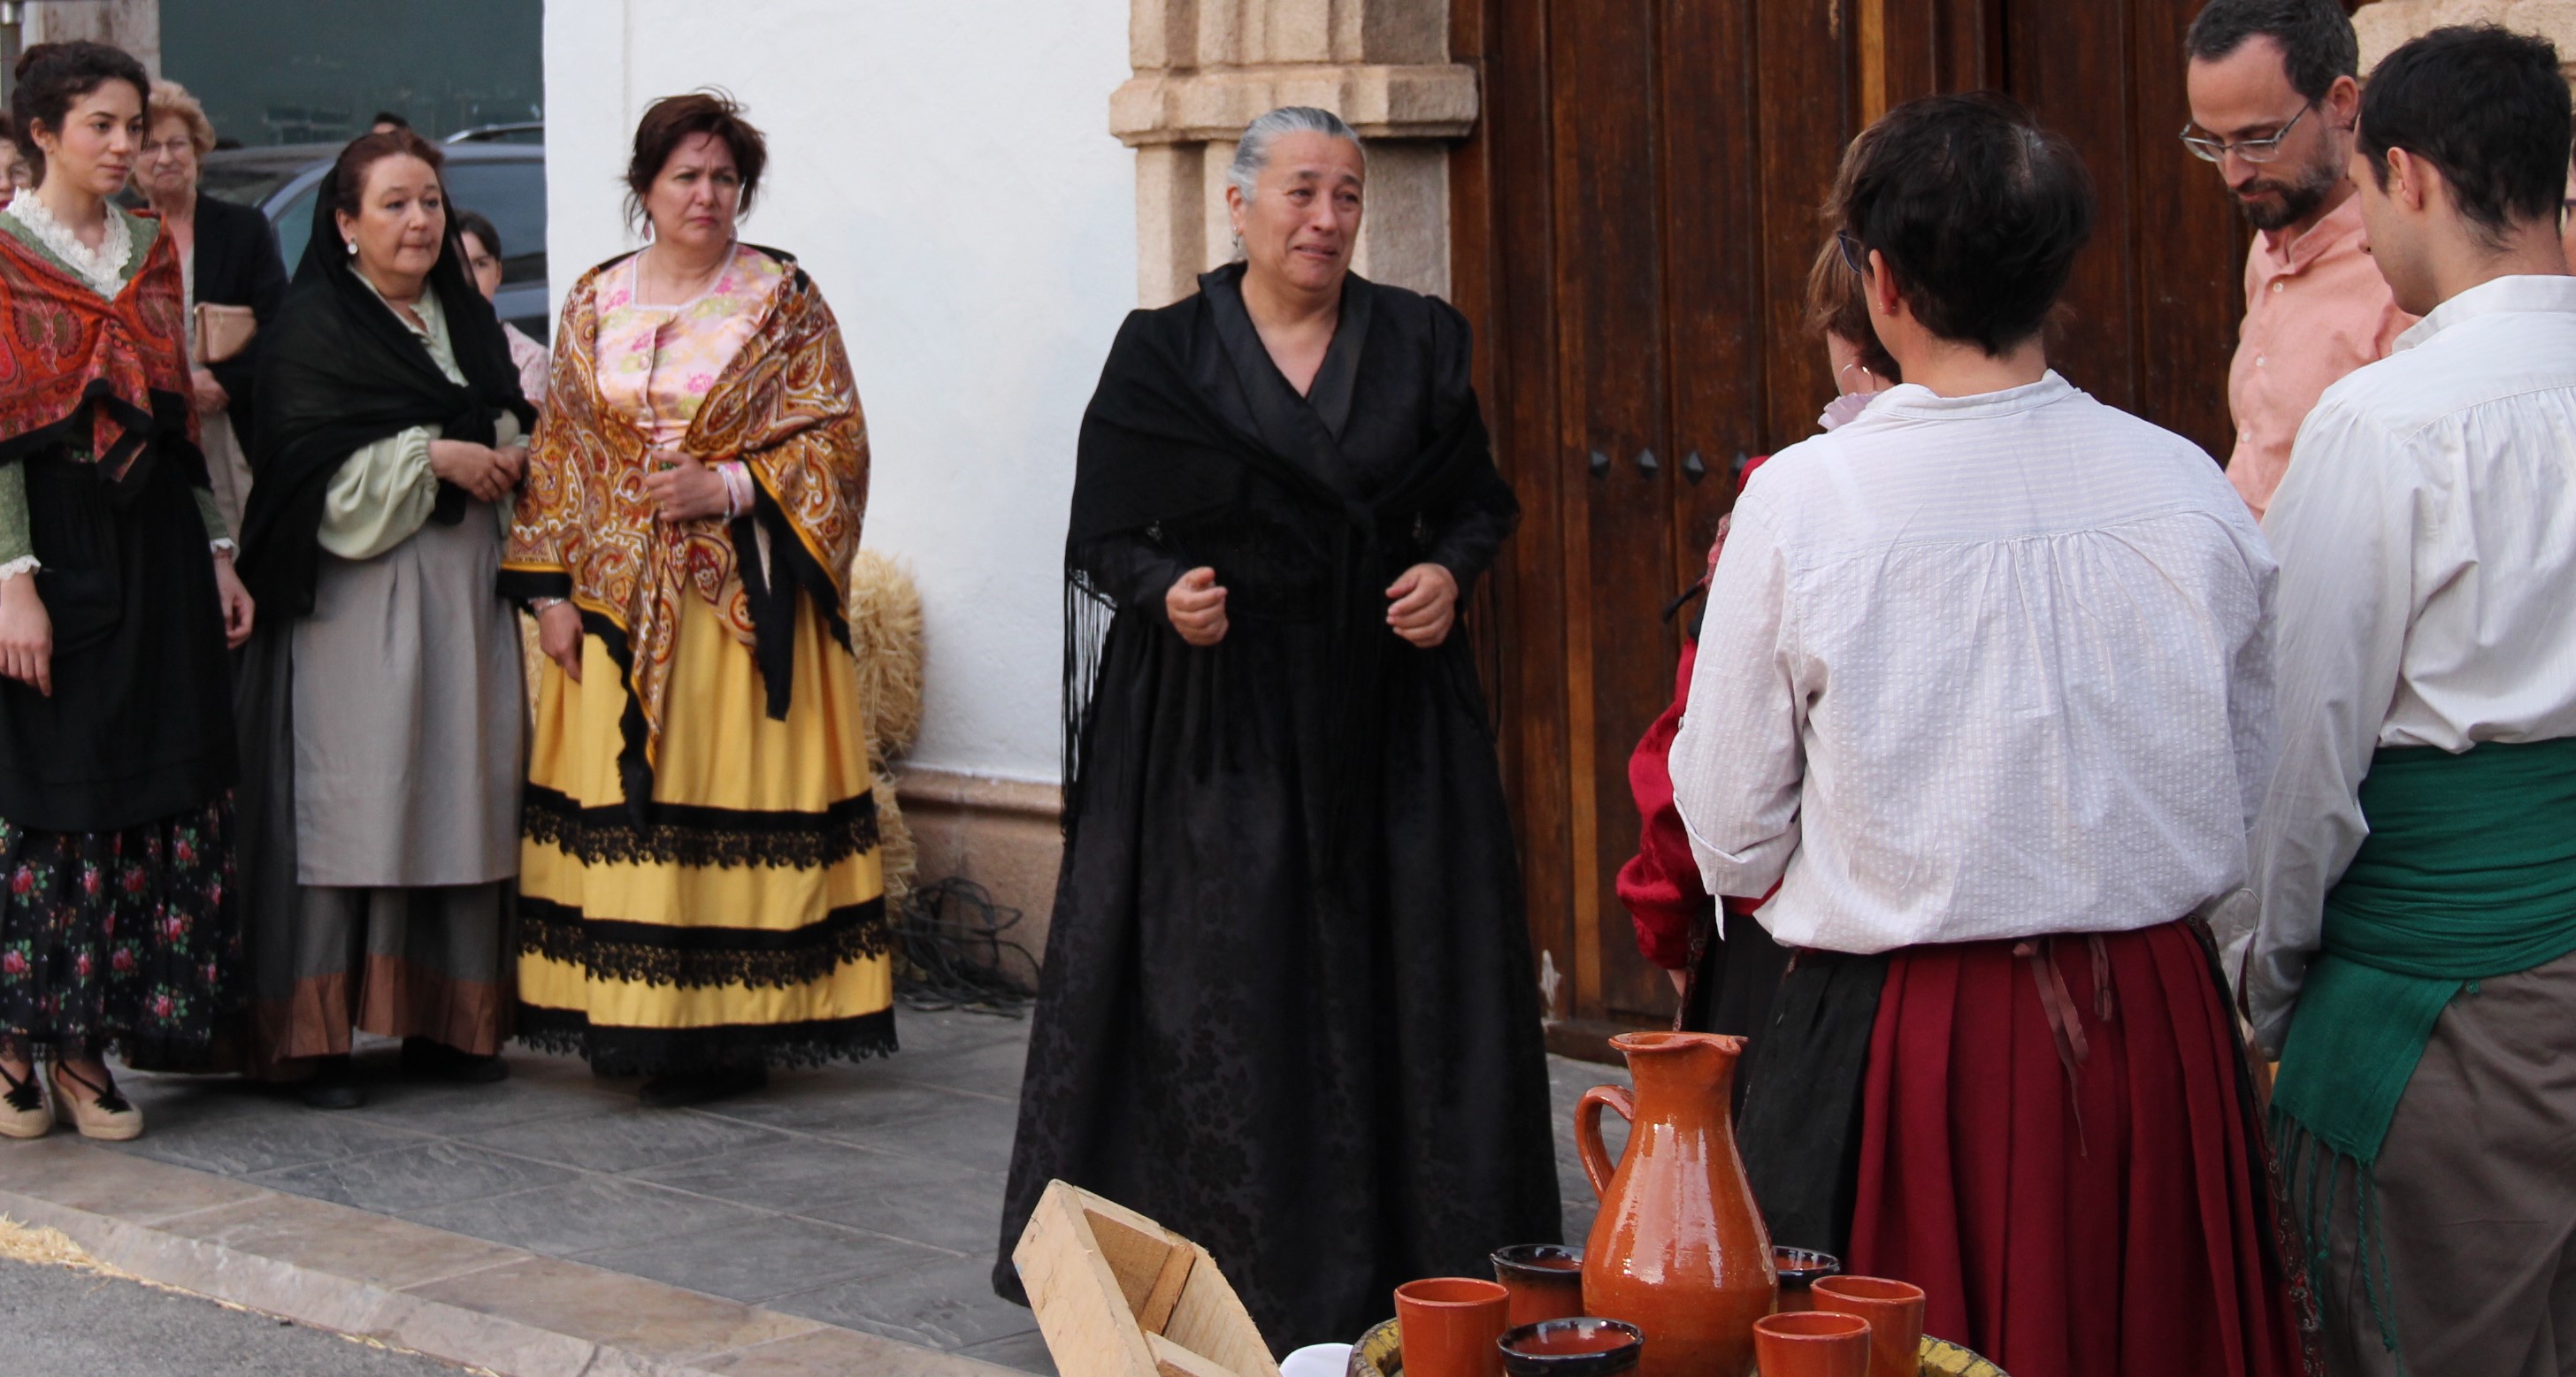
[502,247,868,791]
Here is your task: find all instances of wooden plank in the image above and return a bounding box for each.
[1138,1237,1197,1335]
[2125,0,2244,459]
[1547,0,1669,1024]
[2009,0,2143,412]
[1150,1334,1247,1377]
[1460,0,1583,1024]
[1014,1182,1166,1377]
[1162,1252,1282,1377]
[1014,1183,1278,1377]
[1753,0,1855,454]
[1082,1205,1181,1317]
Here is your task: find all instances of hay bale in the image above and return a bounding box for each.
[847,550,926,760]
[875,769,918,907]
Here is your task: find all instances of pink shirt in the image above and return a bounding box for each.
[2227,193,2413,519]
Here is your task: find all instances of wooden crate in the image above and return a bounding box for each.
[1013,1180,1283,1377]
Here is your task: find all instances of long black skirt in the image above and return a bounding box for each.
[994,612,1561,1349]
[0,448,240,1067]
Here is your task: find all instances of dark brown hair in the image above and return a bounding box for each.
[326,127,446,224]
[10,41,150,183]
[1803,237,1900,384]
[625,91,767,228]
[1841,93,2095,356]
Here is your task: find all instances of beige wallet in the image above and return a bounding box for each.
[194,302,257,364]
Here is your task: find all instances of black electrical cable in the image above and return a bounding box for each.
[892,876,1039,1016]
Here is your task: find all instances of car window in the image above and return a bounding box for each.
[272,178,324,278]
[199,162,307,210]
[444,161,547,286]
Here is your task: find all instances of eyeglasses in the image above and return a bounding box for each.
[1836,231,1869,277]
[2180,103,2314,165]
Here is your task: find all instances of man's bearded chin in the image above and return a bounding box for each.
[2234,156,2339,232]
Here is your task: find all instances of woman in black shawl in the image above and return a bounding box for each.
[995,107,1560,1347]
[234,129,533,1108]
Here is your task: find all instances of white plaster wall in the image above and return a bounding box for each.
[543,0,1136,784]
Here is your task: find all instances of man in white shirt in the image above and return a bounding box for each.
[2246,27,2576,1376]
[1669,94,2299,1377]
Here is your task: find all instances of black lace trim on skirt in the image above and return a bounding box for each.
[516,892,892,991]
[513,1003,895,1077]
[520,784,880,870]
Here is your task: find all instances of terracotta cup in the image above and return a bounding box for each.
[1771,1249,1843,1313]
[1752,1312,1872,1377]
[1397,1277,1513,1377]
[1809,1276,1924,1377]
[1497,1317,1645,1377]
[1491,1245,1588,1329]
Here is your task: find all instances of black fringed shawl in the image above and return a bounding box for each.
[237,166,533,616]
[1061,264,1514,842]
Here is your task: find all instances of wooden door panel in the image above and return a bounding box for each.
[1752,0,1858,452]
[1661,0,1764,593]
[1453,0,1583,1024]
[1549,0,1679,1024]
[2128,0,2248,459]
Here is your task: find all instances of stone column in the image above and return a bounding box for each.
[1113,0,1476,307]
[17,0,160,74]
[2352,0,2576,71]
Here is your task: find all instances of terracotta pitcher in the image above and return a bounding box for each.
[1576,1031,1776,1377]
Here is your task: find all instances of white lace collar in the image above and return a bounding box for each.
[4,193,134,299]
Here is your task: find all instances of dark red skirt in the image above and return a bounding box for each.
[1845,920,2311,1377]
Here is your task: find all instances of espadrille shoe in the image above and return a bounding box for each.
[49,1063,140,1141]
[0,1061,49,1139]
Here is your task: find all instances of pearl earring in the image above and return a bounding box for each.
[345,240,356,256]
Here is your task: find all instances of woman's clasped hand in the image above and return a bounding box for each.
[640,451,731,522]
[1162,560,1459,648]
[426,437,526,503]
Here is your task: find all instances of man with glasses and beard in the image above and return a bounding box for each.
[2187,0,2413,519]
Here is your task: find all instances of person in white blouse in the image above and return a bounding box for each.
[2245,27,2576,1376]
[1668,95,2300,1377]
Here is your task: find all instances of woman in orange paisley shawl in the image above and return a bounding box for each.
[500,93,889,1106]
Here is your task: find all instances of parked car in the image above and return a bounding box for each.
[198,132,549,340]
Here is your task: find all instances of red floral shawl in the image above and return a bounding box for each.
[0,211,196,476]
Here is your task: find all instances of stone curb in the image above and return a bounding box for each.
[0,1135,1024,1377]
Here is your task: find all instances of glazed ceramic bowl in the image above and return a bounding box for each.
[1495,1317,1645,1377]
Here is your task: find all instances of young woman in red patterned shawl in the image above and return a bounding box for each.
[501,94,889,1107]
[0,42,256,1143]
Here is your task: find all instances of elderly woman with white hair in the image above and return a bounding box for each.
[996,105,1556,1344]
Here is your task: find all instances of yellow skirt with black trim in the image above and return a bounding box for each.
[514,591,893,1075]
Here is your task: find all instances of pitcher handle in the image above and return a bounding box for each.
[1575,1084,1636,1200]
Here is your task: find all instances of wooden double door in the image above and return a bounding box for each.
[1447,0,2249,1053]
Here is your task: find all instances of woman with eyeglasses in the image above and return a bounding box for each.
[136,80,288,534]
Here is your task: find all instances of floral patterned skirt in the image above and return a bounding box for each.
[0,798,237,1067]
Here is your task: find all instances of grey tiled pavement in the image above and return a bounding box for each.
[104,1007,1634,1374]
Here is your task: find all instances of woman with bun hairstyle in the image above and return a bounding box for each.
[231,128,533,1110]
[0,41,256,1143]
